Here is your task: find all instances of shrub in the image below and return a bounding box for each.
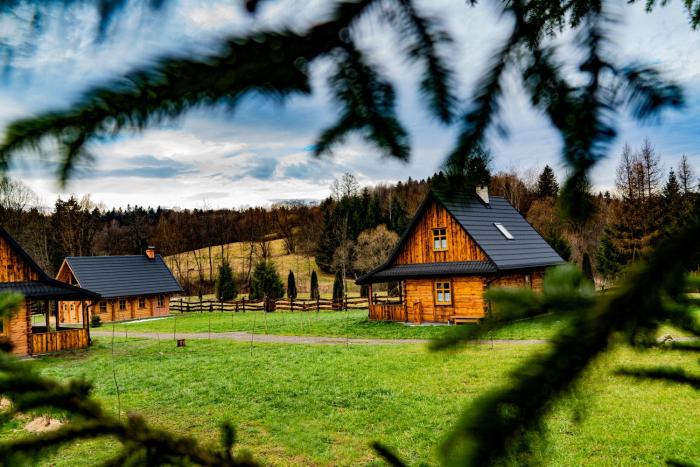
[90,314,101,328]
[215,261,238,301]
[249,261,284,300]
[332,271,344,308]
[310,270,320,299]
[287,270,297,299]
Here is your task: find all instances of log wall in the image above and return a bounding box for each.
[61,295,171,323]
[394,201,488,264]
[0,235,40,282]
[404,277,486,323]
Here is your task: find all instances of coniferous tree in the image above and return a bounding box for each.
[310,270,320,299]
[287,270,297,299]
[249,261,284,301]
[536,165,559,198]
[215,260,238,301]
[332,271,344,307]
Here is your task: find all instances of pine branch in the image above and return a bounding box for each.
[388,0,457,123]
[615,367,700,390]
[0,0,383,183]
[314,45,409,160]
[437,214,700,465]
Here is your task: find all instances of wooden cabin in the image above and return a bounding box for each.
[0,225,100,356]
[56,247,183,324]
[356,188,565,324]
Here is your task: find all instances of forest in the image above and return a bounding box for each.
[1,138,697,294]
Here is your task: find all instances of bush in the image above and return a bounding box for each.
[90,314,101,328]
[332,271,344,308]
[249,261,284,301]
[287,270,297,299]
[310,270,320,299]
[215,261,238,301]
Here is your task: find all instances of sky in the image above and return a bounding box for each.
[1,0,700,210]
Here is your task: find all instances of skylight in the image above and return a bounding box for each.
[494,223,514,240]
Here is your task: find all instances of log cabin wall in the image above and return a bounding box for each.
[1,236,38,355]
[4,301,31,356]
[491,269,545,291]
[0,235,39,282]
[404,277,486,323]
[61,295,171,323]
[393,201,488,265]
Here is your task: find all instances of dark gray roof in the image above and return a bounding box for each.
[356,261,496,284]
[64,255,183,299]
[355,189,564,284]
[0,281,99,300]
[432,190,565,270]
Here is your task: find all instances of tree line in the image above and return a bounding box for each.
[2,139,696,295]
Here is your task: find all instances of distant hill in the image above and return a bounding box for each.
[164,238,359,298]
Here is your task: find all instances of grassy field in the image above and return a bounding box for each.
[164,238,361,297]
[117,309,572,340]
[4,338,699,466]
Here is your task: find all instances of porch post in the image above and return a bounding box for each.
[55,300,60,331]
[45,301,50,331]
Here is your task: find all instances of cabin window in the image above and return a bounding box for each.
[99,302,107,313]
[0,317,6,336]
[157,296,165,307]
[139,297,146,309]
[432,228,448,251]
[435,281,452,305]
[119,299,127,311]
[494,222,514,240]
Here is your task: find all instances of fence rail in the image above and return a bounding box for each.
[170,297,369,314]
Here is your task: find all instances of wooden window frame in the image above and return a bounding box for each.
[434,280,452,306]
[432,227,448,251]
[157,296,165,307]
[0,317,7,337]
[138,297,146,309]
[119,299,127,311]
[99,301,107,313]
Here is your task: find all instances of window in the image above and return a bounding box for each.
[157,296,165,307]
[432,228,447,251]
[70,304,74,311]
[435,281,452,305]
[139,297,146,309]
[494,222,514,240]
[0,317,6,336]
[119,299,127,311]
[99,302,107,313]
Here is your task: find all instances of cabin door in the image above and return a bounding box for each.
[412,302,423,324]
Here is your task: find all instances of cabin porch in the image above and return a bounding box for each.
[28,298,90,355]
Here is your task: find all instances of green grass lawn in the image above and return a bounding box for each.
[115,309,572,340]
[4,338,698,466]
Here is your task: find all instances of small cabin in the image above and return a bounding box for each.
[356,188,565,324]
[0,225,100,356]
[56,247,183,323]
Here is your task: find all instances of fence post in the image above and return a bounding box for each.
[242,298,246,313]
[316,297,320,313]
[291,298,294,313]
[186,301,190,313]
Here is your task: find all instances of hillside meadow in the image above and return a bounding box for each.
[163,238,364,297]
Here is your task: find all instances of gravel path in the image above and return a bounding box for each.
[91,330,548,346]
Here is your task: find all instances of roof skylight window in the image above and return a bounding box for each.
[494,223,514,240]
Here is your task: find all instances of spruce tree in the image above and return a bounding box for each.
[537,165,559,198]
[215,260,238,301]
[249,261,284,301]
[287,270,297,299]
[310,270,320,299]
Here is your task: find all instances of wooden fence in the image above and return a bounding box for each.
[170,297,369,314]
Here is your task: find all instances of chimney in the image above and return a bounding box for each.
[476,185,489,205]
[145,246,157,260]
